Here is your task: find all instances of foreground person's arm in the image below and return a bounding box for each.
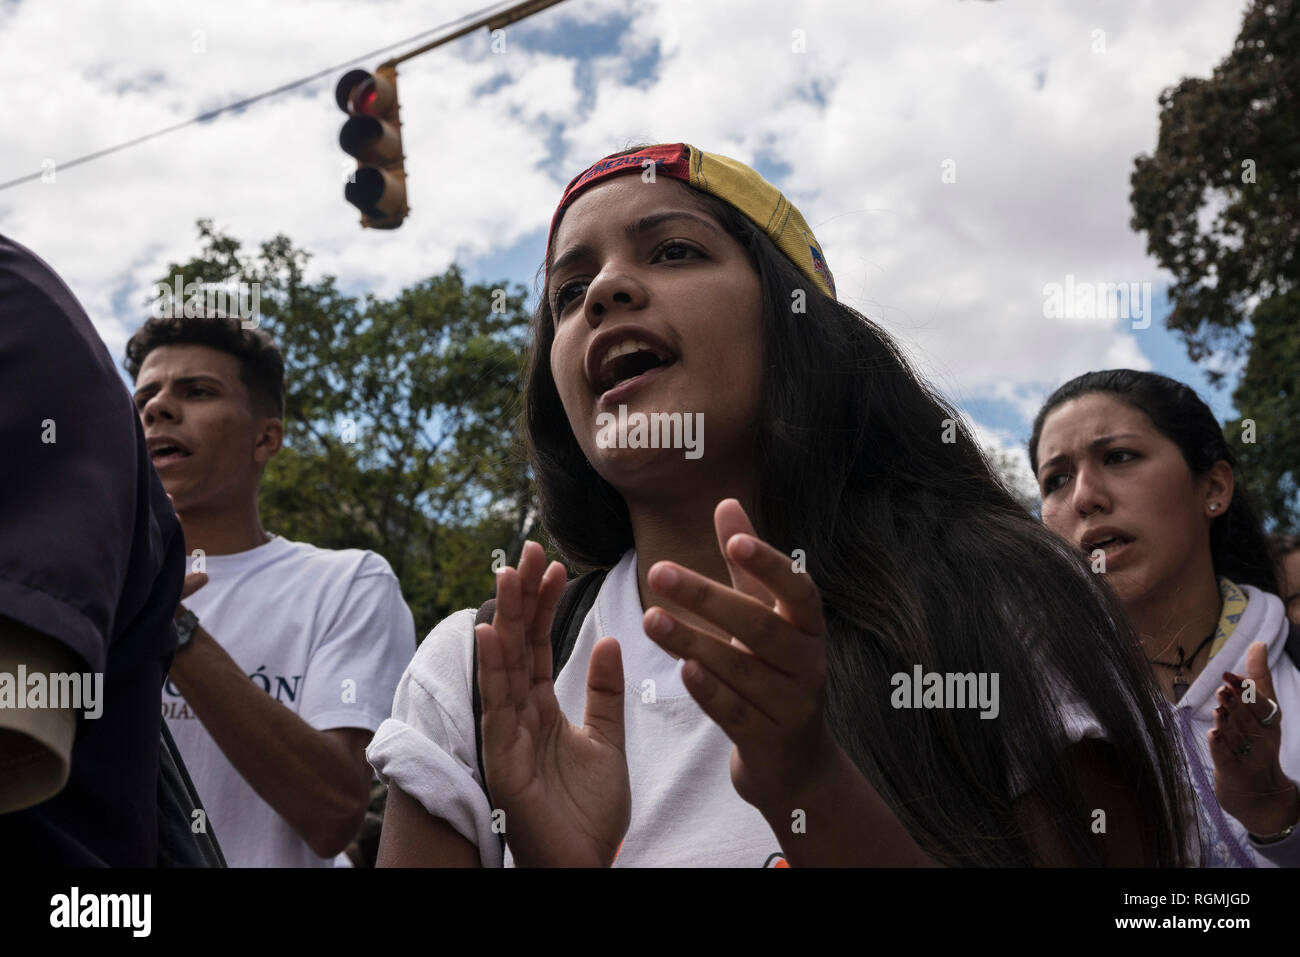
[376,783,482,867]
[169,619,372,858]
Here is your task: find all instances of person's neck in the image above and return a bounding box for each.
[626,483,757,655]
[1123,562,1223,701]
[177,494,271,558]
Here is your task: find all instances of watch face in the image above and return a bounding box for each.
[176,610,199,647]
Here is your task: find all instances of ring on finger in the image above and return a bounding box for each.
[1261,697,1281,727]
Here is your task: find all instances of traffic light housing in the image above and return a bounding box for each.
[336,65,408,229]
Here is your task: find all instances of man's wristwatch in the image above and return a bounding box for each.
[174,608,200,651]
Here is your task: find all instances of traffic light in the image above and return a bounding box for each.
[336,65,408,229]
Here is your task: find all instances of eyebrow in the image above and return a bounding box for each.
[133,374,224,404]
[1037,432,1142,477]
[548,210,723,286]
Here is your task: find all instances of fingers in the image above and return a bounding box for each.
[517,541,548,627]
[1208,723,1238,768]
[678,655,778,748]
[1212,698,1251,759]
[528,561,568,682]
[491,569,531,703]
[476,621,536,790]
[645,566,803,675]
[646,537,824,671]
[1223,652,1282,731]
[511,542,547,678]
[582,637,626,751]
[180,571,208,601]
[723,532,825,636]
[713,499,775,606]
[1242,641,1279,709]
[1214,681,1280,774]
[644,609,792,720]
[493,543,570,689]
[475,622,520,741]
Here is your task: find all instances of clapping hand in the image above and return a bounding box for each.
[475,541,631,866]
[641,499,839,812]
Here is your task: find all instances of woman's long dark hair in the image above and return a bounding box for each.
[522,177,1195,866]
[1028,369,1280,596]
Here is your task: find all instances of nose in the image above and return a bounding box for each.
[583,267,646,330]
[1070,462,1109,517]
[140,390,179,426]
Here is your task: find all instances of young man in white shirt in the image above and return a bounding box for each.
[126,312,414,867]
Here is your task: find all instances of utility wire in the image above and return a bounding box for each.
[0,0,525,192]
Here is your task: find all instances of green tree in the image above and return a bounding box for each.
[984,444,1039,516]
[151,220,539,632]
[1129,0,1300,531]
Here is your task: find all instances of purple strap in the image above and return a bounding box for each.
[1176,707,1257,868]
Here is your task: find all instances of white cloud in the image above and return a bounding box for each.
[0,0,1243,410]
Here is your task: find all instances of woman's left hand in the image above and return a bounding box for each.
[1209,641,1300,840]
[642,498,839,812]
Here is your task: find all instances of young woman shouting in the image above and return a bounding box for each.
[370,145,1194,867]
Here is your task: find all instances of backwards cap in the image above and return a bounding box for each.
[545,143,836,301]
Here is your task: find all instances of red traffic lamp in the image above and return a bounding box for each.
[336,66,408,229]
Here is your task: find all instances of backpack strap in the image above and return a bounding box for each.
[470,568,609,858]
[157,720,227,867]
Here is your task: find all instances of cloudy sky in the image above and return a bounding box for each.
[0,0,1250,492]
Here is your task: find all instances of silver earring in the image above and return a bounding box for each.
[1209,503,1220,512]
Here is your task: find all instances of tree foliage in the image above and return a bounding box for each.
[1130,0,1300,529]
[154,220,538,631]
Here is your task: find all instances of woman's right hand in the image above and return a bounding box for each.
[475,541,631,866]
[1209,641,1300,841]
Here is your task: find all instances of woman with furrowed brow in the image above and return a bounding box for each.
[367,144,1196,867]
[1032,370,1300,867]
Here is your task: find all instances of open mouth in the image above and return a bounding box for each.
[148,441,193,466]
[1082,535,1133,554]
[594,339,677,396]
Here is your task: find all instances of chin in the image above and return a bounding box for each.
[592,445,705,488]
[1106,570,1152,607]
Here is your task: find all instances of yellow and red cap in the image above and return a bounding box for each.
[545,143,836,301]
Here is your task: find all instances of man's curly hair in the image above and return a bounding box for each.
[125,314,285,419]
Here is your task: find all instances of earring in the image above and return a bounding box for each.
[1209,503,1220,512]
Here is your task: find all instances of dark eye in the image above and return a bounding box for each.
[553,279,588,315]
[654,241,701,262]
[1105,449,1138,465]
[188,387,211,398]
[1042,472,1069,495]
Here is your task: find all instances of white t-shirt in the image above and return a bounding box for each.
[367,550,789,867]
[165,535,415,868]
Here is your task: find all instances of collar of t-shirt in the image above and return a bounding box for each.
[192,533,290,578]
[598,550,689,698]
[1206,577,1249,661]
